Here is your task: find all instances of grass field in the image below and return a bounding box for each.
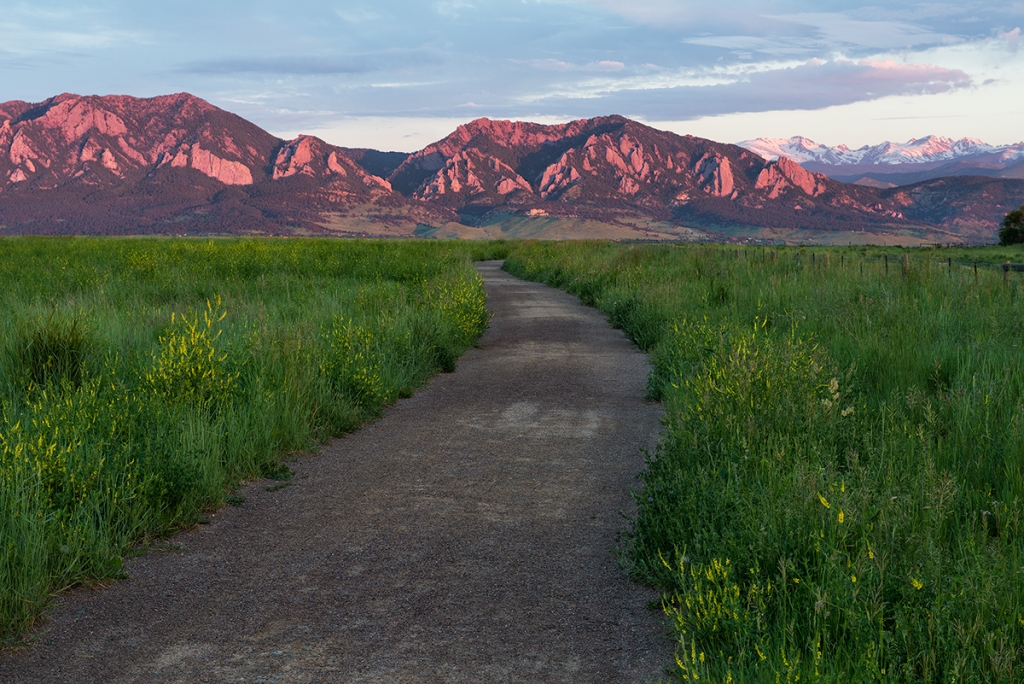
[0,237,506,641]
[505,242,1024,682]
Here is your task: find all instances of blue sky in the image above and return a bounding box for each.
[1,1,1021,150]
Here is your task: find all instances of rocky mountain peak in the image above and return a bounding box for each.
[0,92,281,190]
[272,134,393,195]
[0,94,1017,241]
[755,156,826,198]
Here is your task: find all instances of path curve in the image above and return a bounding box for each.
[0,261,669,683]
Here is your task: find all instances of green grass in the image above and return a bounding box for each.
[0,236,508,641]
[505,242,1024,683]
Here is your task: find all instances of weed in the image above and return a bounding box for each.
[263,463,293,481]
[2,314,92,395]
[506,242,1024,682]
[0,237,499,640]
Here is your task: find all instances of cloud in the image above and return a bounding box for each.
[577,0,703,28]
[527,58,624,72]
[181,57,371,76]
[335,9,384,23]
[179,49,444,77]
[1,0,1009,150]
[0,5,151,53]
[998,27,1021,52]
[849,59,970,93]
[434,1,474,17]
[684,13,955,56]
[0,21,145,53]
[530,58,973,119]
[580,1,983,60]
[0,48,80,70]
[775,13,955,49]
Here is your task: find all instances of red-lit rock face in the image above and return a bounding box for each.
[0,93,395,203]
[0,92,412,233]
[384,115,852,213]
[0,93,1010,236]
[270,135,392,196]
[755,156,827,198]
[1,93,271,189]
[376,115,969,231]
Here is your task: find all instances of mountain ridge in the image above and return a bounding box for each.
[740,135,1024,166]
[739,135,1024,189]
[1,93,1021,243]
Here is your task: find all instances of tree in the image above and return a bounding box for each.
[999,205,1024,245]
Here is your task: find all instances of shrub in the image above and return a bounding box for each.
[998,205,1024,245]
[3,315,92,395]
[145,296,238,412]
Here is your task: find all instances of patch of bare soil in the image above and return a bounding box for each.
[0,261,670,683]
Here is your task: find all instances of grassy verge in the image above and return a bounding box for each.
[0,237,507,641]
[505,242,1024,682]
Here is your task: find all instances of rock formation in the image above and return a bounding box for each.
[0,93,1019,239]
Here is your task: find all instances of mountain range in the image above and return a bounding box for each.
[1,93,1022,244]
[739,136,1024,188]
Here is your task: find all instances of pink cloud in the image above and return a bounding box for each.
[824,59,971,96]
[998,27,1021,52]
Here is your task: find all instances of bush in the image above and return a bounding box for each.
[2,315,92,396]
[998,205,1024,245]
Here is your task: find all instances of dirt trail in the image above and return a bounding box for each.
[0,261,670,683]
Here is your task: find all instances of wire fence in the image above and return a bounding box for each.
[675,244,1024,289]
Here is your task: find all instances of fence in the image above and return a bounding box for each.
[677,245,1024,288]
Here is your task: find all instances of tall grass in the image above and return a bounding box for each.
[505,242,1024,682]
[0,237,507,641]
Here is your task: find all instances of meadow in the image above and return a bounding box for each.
[0,237,504,641]
[505,242,1024,683]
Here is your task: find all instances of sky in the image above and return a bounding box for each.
[1,1,1021,151]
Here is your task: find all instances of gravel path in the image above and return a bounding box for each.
[0,261,670,683]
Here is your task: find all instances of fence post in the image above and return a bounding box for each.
[974,261,978,283]
[902,253,909,279]
[885,255,888,274]
[1004,261,1011,287]
[824,252,831,268]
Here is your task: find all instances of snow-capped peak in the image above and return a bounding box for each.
[737,135,1024,166]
